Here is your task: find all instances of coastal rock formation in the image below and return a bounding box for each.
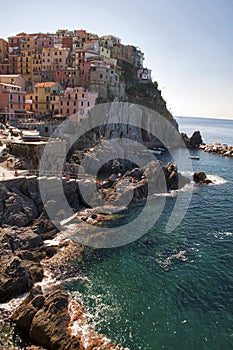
[12,286,84,350]
[69,102,182,155]
[193,172,213,184]
[0,182,40,227]
[181,130,203,148]
[12,285,128,350]
[200,143,233,157]
[0,227,44,302]
[163,162,190,190]
[92,160,190,208]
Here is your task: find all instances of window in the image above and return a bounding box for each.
[45,126,48,133]
[87,101,90,107]
[73,109,76,113]
[35,96,38,101]
[74,101,76,106]
[67,101,69,106]
[81,101,84,106]
[100,74,103,79]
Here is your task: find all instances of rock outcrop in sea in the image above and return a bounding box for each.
[180,130,203,148]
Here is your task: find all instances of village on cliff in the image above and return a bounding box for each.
[0,28,176,176]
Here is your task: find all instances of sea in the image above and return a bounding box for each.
[62,116,233,350]
[63,116,233,350]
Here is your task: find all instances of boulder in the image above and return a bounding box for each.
[0,255,33,302]
[12,286,84,350]
[12,285,129,350]
[2,188,38,227]
[163,162,190,191]
[193,171,213,184]
[0,227,44,303]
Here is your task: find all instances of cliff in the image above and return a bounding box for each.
[120,61,176,127]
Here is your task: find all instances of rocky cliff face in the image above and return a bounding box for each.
[68,61,178,152]
[120,61,176,125]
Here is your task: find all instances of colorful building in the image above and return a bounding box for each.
[42,47,70,72]
[33,82,63,115]
[89,61,123,100]
[0,83,26,121]
[0,39,8,60]
[137,68,152,82]
[0,74,25,90]
[17,50,32,83]
[59,87,98,122]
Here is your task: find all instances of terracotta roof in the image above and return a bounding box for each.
[34,82,57,88]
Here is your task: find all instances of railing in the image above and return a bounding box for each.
[26,169,94,180]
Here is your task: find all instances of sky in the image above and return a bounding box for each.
[1,0,233,119]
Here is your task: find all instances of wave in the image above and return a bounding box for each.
[208,231,233,240]
[0,292,28,312]
[69,290,119,349]
[206,174,227,185]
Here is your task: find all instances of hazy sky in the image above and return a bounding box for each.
[1,0,233,119]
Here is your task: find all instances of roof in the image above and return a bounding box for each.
[0,83,21,89]
[34,82,57,88]
[0,75,22,78]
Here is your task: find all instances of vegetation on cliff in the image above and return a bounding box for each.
[120,61,175,124]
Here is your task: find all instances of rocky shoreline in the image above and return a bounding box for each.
[199,143,233,157]
[0,153,194,349]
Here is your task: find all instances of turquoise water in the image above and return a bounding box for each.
[65,117,233,350]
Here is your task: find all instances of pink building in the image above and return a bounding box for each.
[53,68,80,88]
[59,87,98,122]
[0,83,26,121]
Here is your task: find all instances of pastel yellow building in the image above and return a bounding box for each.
[17,50,32,84]
[19,35,34,52]
[33,82,63,115]
[42,47,70,71]
[99,45,111,60]
[32,52,42,83]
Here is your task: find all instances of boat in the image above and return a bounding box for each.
[189,155,200,160]
[22,130,42,142]
[142,149,162,155]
